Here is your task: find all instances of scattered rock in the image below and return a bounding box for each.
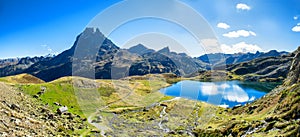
[53,102,61,106]
[249,105,258,111]
[160,103,168,107]
[48,113,54,120]
[37,91,44,95]
[168,130,176,134]
[33,95,39,98]
[265,117,278,122]
[91,130,100,133]
[148,117,155,121]
[232,104,242,110]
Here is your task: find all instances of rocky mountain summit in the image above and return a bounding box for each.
[127,44,155,55]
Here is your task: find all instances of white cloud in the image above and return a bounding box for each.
[236,3,251,10]
[201,83,219,96]
[292,23,300,32]
[223,30,256,38]
[217,22,230,29]
[221,42,262,54]
[294,16,299,20]
[223,85,249,103]
[200,82,253,103]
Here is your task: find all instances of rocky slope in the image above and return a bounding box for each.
[0,81,93,136]
[226,53,293,82]
[218,46,300,136]
[128,46,205,77]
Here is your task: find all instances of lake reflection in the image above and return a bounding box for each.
[159,80,277,108]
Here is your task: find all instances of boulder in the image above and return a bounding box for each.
[57,106,68,115]
[10,104,20,110]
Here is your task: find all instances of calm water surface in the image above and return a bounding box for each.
[160,80,280,108]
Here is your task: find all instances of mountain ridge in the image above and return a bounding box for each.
[0,27,291,82]
[197,50,288,65]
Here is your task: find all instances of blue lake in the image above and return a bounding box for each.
[160,80,279,108]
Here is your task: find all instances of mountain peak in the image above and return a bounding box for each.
[157,46,170,54]
[81,27,104,38]
[127,44,155,55]
[130,44,147,50]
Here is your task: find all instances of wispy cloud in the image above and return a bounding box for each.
[236,3,251,11]
[47,47,53,52]
[294,16,299,20]
[41,44,56,55]
[217,22,230,29]
[292,23,300,32]
[221,42,262,54]
[223,30,256,38]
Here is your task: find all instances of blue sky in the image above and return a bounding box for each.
[0,0,300,59]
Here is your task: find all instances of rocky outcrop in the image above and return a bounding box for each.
[284,46,300,85]
[227,54,293,81]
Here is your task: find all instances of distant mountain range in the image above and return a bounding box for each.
[0,56,53,78]
[197,50,289,65]
[0,58,19,68]
[0,28,291,82]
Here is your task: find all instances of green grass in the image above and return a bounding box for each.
[16,77,170,117]
[17,83,86,116]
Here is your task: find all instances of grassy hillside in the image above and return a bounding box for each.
[0,73,174,136]
[0,73,45,84]
[0,81,94,136]
[15,74,171,117]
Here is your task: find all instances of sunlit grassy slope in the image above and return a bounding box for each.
[0,73,45,84]
[13,74,171,118]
